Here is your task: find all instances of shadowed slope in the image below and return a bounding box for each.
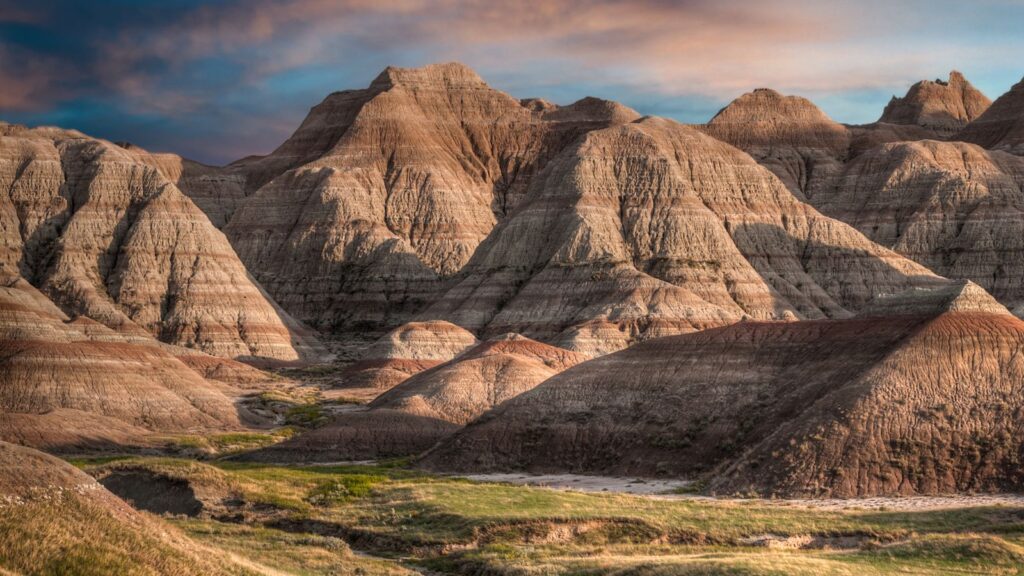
[0,441,258,576]
[224,63,641,332]
[423,282,1024,497]
[960,77,1024,155]
[812,140,1024,315]
[425,117,943,354]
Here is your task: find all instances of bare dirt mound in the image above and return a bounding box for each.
[0,277,266,449]
[333,320,479,393]
[0,441,254,575]
[699,88,850,199]
[371,333,587,424]
[423,282,1024,497]
[810,140,1024,315]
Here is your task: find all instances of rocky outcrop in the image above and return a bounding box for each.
[879,71,991,134]
[812,140,1024,315]
[425,117,944,353]
[0,276,265,449]
[699,88,851,199]
[224,63,641,332]
[424,282,1024,497]
[0,123,321,361]
[959,77,1024,155]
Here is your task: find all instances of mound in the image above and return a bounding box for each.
[225,63,641,332]
[334,320,479,391]
[0,441,254,575]
[879,71,991,133]
[246,333,581,462]
[812,140,1024,314]
[0,123,321,362]
[371,333,587,424]
[0,277,262,450]
[423,282,1024,497]
[700,88,851,199]
[959,77,1024,154]
[425,117,943,354]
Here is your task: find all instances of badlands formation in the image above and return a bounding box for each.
[5,63,1024,501]
[424,282,1024,497]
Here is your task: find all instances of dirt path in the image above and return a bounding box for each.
[461,472,1024,510]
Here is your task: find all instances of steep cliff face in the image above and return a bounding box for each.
[813,140,1024,315]
[0,276,256,450]
[879,71,991,133]
[224,63,641,332]
[959,77,1024,155]
[699,88,851,199]
[424,282,1024,497]
[425,117,943,354]
[0,123,320,361]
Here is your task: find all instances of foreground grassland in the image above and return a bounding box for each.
[61,456,1024,575]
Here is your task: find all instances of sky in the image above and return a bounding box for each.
[1,0,1023,165]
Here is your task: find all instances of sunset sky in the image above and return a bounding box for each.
[2,0,1022,165]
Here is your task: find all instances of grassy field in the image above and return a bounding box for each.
[67,456,1024,575]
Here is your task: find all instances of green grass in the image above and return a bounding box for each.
[0,493,256,576]
[72,456,1024,575]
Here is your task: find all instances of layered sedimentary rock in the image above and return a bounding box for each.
[371,333,587,424]
[699,88,851,199]
[424,282,1024,497]
[0,122,319,361]
[814,140,1024,315]
[335,320,479,391]
[0,276,260,450]
[425,117,943,353]
[244,333,583,462]
[224,63,641,331]
[959,77,1024,155]
[0,442,251,576]
[879,71,991,134]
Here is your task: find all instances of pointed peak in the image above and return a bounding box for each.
[370,62,487,91]
[862,281,1012,318]
[879,71,990,129]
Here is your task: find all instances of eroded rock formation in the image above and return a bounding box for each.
[959,77,1024,155]
[879,71,991,134]
[0,276,259,449]
[812,140,1024,315]
[424,282,1024,497]
[223,63,641,331]
[0,122,320,362]
[425,117,944,353]
[699,88,851,199]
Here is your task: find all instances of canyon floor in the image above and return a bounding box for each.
[5,361,1017,576]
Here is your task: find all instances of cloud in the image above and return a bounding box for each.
[2,0,1022,163]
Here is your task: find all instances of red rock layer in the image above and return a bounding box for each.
[424,282,1024,497]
